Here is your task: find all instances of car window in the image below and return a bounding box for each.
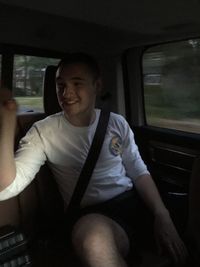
[13,55,60,112]
[143,39,200,134]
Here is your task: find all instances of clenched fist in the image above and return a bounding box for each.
[0,89,17,122]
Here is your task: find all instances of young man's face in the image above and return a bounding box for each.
[56,63,101,126]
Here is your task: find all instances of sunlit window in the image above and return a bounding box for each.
[143,39,200,134]
[13,55,60,112]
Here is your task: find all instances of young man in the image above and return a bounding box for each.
[0,53,188,267]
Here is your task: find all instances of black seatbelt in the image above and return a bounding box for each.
[66,108,110,217]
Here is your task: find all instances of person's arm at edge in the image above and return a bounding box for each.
[0,92,17,191]
[134,173,168,217]
[134,173,188,265]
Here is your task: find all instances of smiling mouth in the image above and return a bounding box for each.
[62,100,79,105]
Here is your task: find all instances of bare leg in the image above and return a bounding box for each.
[71,213,130,267]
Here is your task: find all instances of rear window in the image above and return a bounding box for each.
[13,55,60,112]
[143,39,200,134]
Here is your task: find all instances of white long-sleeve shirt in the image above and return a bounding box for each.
[0,109,149,208]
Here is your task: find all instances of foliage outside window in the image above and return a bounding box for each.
[143,39,200,134]
[13,56,60,112]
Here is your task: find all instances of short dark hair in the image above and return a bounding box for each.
[57,53,101,80]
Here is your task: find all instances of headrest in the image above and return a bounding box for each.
[43,65,61,116]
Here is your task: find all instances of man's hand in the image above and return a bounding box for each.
[0,89,17,121]
[154,211,188,266]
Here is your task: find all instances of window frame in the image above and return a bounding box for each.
[142,38,200,135]
[0,44,65,113]
[124,37,200,137]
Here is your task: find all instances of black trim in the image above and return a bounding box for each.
[121,52,131,122]
[0,43,65,58]
[1,53,13,89]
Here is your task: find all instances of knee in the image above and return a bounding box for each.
[71,214,113,256]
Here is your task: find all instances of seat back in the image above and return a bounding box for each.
[30,65,64,235]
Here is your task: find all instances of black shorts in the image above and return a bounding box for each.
[69,189,155,249]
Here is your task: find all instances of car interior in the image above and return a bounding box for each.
[0,0,200,266]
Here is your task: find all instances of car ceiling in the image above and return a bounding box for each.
[0,0,200,54]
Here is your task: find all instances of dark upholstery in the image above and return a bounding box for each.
[43,65,61,116]
[187,156,200,265]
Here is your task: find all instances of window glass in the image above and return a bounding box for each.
[143,39,200,134]
[13,55,60,112]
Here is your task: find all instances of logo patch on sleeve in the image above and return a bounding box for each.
[109,135,122,156]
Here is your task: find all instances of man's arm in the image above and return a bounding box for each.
[0,89,17,191]
[134,173,168,216]
[134,174,188,265]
